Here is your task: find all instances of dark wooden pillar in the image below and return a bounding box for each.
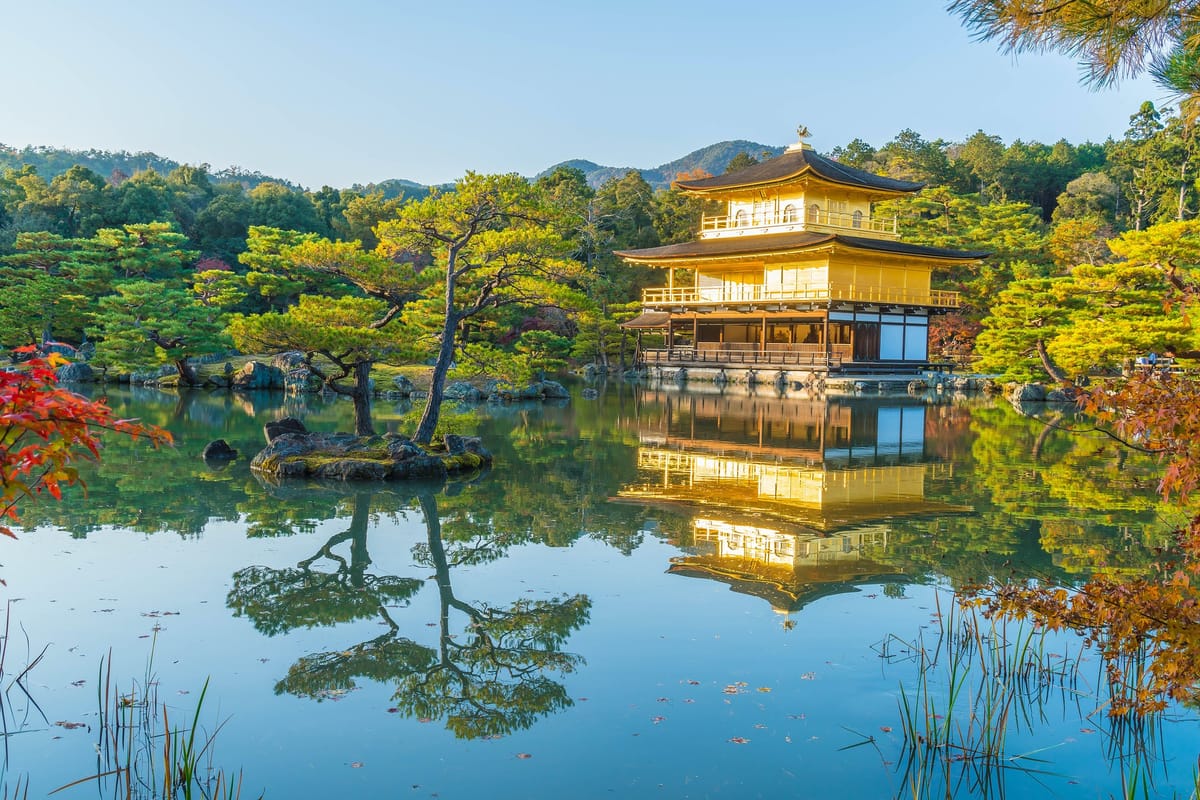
[823,311,831,367]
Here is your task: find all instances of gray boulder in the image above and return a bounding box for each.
[232,361,284,391]
[264,416,308,444]
[56,362,95,383]
[443,382,484,402]
[581,388,600,399]
[202,439,238,461]
[392,375,416,396]
[541,380,570,399]
[518,383,545,400]
[1008,383,1047,404]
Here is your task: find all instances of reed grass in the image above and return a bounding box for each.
[52,646,257,799]
[881,591,1091,798]
[877,590,1194,798]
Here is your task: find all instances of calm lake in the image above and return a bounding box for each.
[4,382,1197,799]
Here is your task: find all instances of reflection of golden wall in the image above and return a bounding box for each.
[638,449,928,508]
[693,518,888,568]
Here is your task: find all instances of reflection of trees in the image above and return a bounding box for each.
[228,482,590,739]
[228,492,423,635]
[395,492,590,739]
[879,403,1171,585]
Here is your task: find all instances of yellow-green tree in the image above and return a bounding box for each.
[376,173,583,444]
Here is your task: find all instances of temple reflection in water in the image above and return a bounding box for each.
[618,388,968,613]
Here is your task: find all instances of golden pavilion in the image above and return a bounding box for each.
[618,131,987,374]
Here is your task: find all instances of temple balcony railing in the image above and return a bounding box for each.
[641,284,960,309]
[699,209,899,240]
[640,343,851,369]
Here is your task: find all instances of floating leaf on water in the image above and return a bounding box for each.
[651,716,666,724]
[787,714,806,719]
[516,753,533,759]
[722,685,741,695]
[577,697,588,701]
[54,721,86,730]
[756,687,772,693]
[1080,728,1096,734]
[418,717,433,723]
[70,680,85,687]
[800,672,816,680]
[683,699,695,704]
[687,680,701,685]
[753,723,766,729]
[879,726,892,733]
[350,762,364,769]
[656,697,669,703]
[727,737,750,744]
[387,707,400,713]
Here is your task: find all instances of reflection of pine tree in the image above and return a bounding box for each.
[393,492,591,739]
[228,493,423,635]
[228,485,591,739]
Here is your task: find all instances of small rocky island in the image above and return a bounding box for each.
[249,417,492,481]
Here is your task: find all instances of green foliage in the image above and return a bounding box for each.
[91,280,231,378]
[977,220,1200,380]
[94,222,197,281]
[377,171,584,442]
[228,295,399,363]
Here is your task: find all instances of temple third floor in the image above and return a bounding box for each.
[700,196,898,240]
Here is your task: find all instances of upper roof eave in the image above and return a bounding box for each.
[615,231,990,263]
[675,148,924,195]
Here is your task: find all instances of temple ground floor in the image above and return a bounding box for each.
[629,308,947,375]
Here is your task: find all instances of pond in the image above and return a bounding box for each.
[3,382,1196,798]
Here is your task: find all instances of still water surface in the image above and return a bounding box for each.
[4,383,1196,798]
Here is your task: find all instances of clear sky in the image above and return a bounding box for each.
[0,0,1168,189]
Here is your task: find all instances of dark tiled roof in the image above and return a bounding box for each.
[676,148,922,194]
[615,231,989,262]
[620,311,671,329]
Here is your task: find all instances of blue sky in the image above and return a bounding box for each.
[0,0,1167,188]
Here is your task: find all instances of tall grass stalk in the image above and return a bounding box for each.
[52,649,256,799]
[884,591,1085,798]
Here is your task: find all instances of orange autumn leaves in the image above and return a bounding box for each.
[0,353,170,540]
[971,369,1200,716]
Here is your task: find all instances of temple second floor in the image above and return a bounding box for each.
[620,232,982,311]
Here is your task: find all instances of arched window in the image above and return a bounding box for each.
[852,209,863,229]
[782,204,798,223]
[807,204,820,223]
[734,209,748,227]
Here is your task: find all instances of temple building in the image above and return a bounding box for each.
[618,130,987,374]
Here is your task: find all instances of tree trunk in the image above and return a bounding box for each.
[415,269,459,445]
[352,359,375,436]
[1035,338,1069,384]
[174,359,199,386]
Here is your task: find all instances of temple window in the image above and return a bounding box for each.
[807,204,820,223]
[782,204,798,223]
[852,210,863,229]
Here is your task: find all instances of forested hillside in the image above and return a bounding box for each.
[1,98,1197,384]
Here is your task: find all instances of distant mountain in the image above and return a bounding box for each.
[538,140,786,189]
[0,144,301,190]
[347,178,454,202]
[1,139,786,196]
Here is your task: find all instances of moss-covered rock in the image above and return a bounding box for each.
[250,431,492,482]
